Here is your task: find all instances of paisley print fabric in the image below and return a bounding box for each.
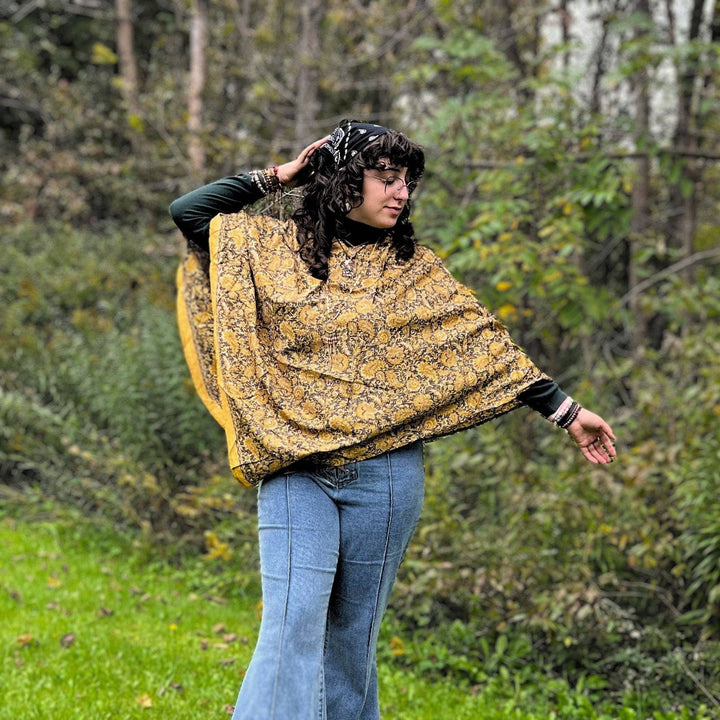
[176,211,547,487]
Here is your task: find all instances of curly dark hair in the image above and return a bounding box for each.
[292,126,425,280]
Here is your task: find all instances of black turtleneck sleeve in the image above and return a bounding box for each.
[518,379,567,418]
[169,173,264,250]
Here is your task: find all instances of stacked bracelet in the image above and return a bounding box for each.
[250,166,284,195]
[547,396,582,429]
[547,396,573,424]
[557,401,582,429]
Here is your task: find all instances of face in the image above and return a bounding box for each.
[346,160,413,229]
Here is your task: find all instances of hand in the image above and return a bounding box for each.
[566,408,617,465]
[276,136,330,188]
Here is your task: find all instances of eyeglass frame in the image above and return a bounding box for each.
[365,174,418,195]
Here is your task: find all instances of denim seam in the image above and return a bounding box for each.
[360,453,393,714]
[269,476,292,720]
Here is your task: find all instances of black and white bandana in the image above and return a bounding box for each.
[323,121,389,168]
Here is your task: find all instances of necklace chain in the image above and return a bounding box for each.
[322,241,390,352]
[336,240,376,278]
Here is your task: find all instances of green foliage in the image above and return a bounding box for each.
[408,29,632,378]
[0,221,251,537]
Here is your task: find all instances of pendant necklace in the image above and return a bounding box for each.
[322,240,390,352]
[336,240,370,278]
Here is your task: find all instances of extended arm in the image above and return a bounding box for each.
[520,381,616,465]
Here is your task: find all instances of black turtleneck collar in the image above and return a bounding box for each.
[336,217,390,246]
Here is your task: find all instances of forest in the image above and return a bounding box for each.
[1,0,720,716]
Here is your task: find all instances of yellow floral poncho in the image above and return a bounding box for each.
[177,211,545,486]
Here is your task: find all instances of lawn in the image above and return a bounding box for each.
[0,516,711,720]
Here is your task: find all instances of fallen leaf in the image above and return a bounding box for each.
[213,623,226,634]
[389,635,406,656]
[218,657,235,666]
[60,633,75,648]
[16,633,34,647]
[97,607,114,617]
[223,633,238,643]
[224,704,235,715]
[47,576,62,589]
[135,693,153,708]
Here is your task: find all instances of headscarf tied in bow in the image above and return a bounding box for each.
[323,120,389,168]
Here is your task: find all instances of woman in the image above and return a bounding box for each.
[170,120,616,720]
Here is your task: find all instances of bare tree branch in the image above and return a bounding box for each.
[619,248,720,307]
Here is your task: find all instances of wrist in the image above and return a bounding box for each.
[249,166,283,195]
[276,163,292,186]
[547,397,582,429]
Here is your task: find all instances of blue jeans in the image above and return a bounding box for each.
[231,441,425,720]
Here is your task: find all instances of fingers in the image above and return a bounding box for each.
[569,410,617,465]
[299,135,330,163]
[600,421,616,444]
[580,434,616,464]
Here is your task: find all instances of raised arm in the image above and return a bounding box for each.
[169,137,330,250]
[169,174,263,250]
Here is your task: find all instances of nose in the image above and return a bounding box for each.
[394,182,410,200]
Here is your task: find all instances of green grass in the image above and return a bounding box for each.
[0,517,259,719]
[0,516,713,720]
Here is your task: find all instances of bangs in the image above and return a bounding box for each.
[360,132,425,182]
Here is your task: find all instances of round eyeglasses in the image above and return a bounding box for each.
[366,174,418,195]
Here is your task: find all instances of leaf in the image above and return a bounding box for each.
[60,633,75,648]
[389,635,406,656]
[91,43,118,65]
[135,693,153,708]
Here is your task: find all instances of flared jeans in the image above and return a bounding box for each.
[231,441,425,720]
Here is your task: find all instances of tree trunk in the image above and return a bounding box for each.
[115,0,139,116]
[628,0,652,357]
[667,0,707,285]
[294,0,324,152]
[188,0,208,180]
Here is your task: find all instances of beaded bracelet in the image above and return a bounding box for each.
[558,401,582,429]
[250,166,284,195]
[250,169,268,194]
